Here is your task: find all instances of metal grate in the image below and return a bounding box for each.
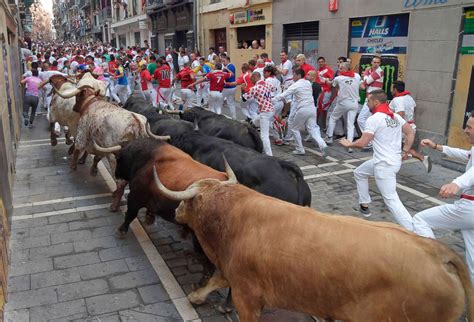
[283,21,319,39]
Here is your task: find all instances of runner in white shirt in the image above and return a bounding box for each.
[165,47,174,80]
[207,47,217,64]
[340,89,415,231]
[325,62,361,152]
[275,69,328,156]
[390,80,432,172]
[263,65,283,115]
[177,49,190,71]
[413,116,474,282]
[276,50,294,90]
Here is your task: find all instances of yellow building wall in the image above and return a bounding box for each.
[448,54,474,149]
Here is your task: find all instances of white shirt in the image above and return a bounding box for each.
[389,94,416,126]
[166,54,174,71]
[276,78,315,112]
[364,113,406,166]
[177,55,190,70]
[443,146,474,196]
[191,59,200,70]
[57,57,68,69]
[265,76,281,97]
[207,53,216,63]
[332,73,361,107]
[280,60,293,83]
[254,67,264,80]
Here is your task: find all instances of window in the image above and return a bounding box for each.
[283,21,319,67]
[237,25,265,49]
[134,32,141,46]
[210,0,221,3]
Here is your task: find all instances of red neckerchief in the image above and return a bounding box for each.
[394,90,411,97]
[256,80,266,86]
[281,58,287,64]
[372,102,394,119]
[339,71,354,77]
[257,63,265,68]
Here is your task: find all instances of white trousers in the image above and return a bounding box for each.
[413,199,474,283]
[222,87,237,119]
[252,111,274,156]
[196,82,209,106]
[327,102,358,142]
[158,87,172,106]
[290,106,327,152]
[180,88,196,109]
[354,159,414,231]
[357,102,371,132]
[143,89,157,107]
[112,84,129,105]
[241,98,259,120]
[208,91,224,115]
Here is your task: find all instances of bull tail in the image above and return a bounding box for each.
[279,160,311,206]
[248,126,263,153]
[448,254,474,321]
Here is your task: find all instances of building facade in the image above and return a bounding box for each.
[110,0,151,48]
[271,0,474,156]
[0,0,23,315]
[148,0,195,53]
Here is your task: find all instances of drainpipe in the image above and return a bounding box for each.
[194,0,199,51]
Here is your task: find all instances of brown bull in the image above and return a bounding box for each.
[154,173,474,322]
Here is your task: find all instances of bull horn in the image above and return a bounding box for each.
[146,122,171,141]
[53,86,80,99]
[93,139,122,153]
[153,165,200,200]
[222,154,238,185]
[193,118,199,131]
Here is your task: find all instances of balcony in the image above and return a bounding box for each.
[101,6,111,22]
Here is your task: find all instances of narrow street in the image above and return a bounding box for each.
[4,111,465,321]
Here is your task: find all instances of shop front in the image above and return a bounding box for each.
[349,13,410,100]
[228,1,272,90]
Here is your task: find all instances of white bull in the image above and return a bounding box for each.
[54,83,170,212]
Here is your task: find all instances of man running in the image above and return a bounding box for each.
[275,69,328,157]
[340,89,415,231]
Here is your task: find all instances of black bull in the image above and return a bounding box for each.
[123,98,311,207]
[124,96,263,153]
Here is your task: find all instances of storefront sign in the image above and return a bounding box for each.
[462,10,474,55]
[329,0,338,12]
[230,8,266,24]
[350,14,409,54]
[402,0,450,10]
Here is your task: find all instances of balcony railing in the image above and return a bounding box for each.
[102,6,111,22]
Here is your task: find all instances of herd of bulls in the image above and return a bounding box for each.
[46,72,473,322]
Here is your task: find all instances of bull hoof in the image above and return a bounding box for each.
[51,139,58,146]
[115,228,128,239]
[217,303,233,314]
[68,146,75,155]
[78,158,87,165]
[65,138,73,145]
[70,166,77,172]
[90,167,98,177]
[187,291,206,305]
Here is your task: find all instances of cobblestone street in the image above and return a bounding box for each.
[5,113,466,321]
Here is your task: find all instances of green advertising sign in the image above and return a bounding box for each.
[461,10,474,55]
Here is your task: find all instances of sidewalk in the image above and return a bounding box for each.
[5,115,187,321]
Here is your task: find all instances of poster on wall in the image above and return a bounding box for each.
[462,10,474,55]
[349,14,409,99]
